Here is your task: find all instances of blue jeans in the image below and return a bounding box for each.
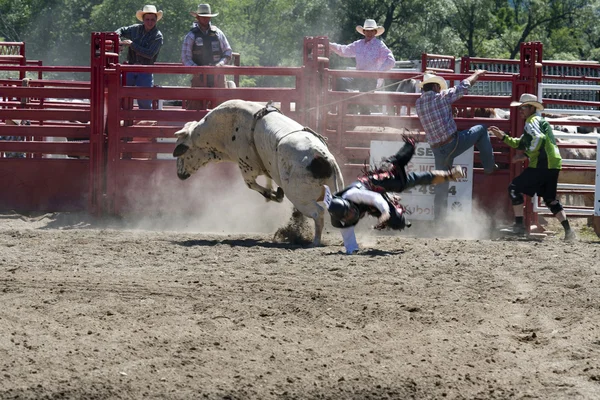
[431,124,495,220]
[126,72,154,110]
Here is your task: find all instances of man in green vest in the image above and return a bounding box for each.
[489,93,576,241]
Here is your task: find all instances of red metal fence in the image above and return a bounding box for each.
[1,35,598,234]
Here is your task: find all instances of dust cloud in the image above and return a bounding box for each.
[117,163,297,236]
[354,201,499,250]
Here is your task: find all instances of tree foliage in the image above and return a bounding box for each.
[1,0,599,71]
[442,0,496,57]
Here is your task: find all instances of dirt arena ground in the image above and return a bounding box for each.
[1,202,600,399]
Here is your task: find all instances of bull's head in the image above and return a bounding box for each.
[173,120,227,180]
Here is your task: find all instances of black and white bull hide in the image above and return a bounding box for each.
[172,99,344,246]
[395,78,420,94]
[390,78,420,116]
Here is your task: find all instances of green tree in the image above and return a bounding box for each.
[496,0,588,59]
[0,0,35,42]
[569,0,600,59]
[2,0,600,73]
[442,0,496,57]
[9,0,104,65]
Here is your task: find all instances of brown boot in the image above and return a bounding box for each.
[449,166,465,181]
[430,166,465,184]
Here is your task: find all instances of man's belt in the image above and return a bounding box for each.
[430,132,457,149]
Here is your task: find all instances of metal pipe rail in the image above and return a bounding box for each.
[532,132,599,218]
[542,83,600,91]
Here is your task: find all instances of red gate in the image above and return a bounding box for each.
[1,36,598,235]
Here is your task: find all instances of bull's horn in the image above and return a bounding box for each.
[173,143,189,157]
[175,121,196,138]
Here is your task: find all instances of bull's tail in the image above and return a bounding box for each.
[307,155,344,193]
[307,155,334,179]
[331,158,344,192]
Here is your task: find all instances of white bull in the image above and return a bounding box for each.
[172,99,344,246]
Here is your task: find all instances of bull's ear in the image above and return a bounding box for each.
[174,121,195,138]
[173,143,189,157]
[174,128,187,139]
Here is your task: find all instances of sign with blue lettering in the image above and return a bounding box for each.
[370,141,474,220]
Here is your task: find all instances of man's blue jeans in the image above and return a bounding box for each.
[430,124,495,220]
[126,72,154,110]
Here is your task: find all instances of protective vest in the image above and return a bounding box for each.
[331,182,408,230]
[191,27,223,66]
[502,115,562,169]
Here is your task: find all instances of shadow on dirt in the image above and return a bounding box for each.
[322,248,406,256]
[359,248,406,256]
[175,238,305,250]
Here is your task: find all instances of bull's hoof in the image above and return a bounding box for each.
[274,187,284,202]
[263,188,284,202]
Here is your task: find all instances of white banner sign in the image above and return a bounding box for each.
[370,141,474,220]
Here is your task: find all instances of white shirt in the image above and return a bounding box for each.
[329,38,395,72]
[338,187,390,255]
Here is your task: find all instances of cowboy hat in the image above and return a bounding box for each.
[136,5,163,22]
[510,93,544,111]
[190,4,218,18]
[419,72,448,91]
[356,19,385,37]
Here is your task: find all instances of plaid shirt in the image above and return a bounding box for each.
[181,23,232,66]
[415,79,470,145]
[116,24,163,65]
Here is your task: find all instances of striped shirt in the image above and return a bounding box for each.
[415,79,470,146]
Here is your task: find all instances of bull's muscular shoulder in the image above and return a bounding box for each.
[209,100,263,132]
[201,100,262,154]
[220,99,263,115]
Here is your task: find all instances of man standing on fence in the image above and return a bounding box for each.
[329,18,395,115]
[415,70,497,221]
[489,93,576,241]
[181,3,232,110]
[116,5,164,110]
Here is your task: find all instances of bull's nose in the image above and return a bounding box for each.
[177,172,190,180]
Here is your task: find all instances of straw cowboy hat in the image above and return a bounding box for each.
[419,72,448,91]
[510,93,544,110]
[356,19,385,36]
[190,4,219,18]
[136,5,163,22]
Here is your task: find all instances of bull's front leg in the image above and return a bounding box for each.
[293,202,325,247]
[311,207,325,247]
[245,179,284,202]
[240,168,284,203]
[264,178,285,202]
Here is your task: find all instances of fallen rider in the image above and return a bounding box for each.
[320,136,465,254]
